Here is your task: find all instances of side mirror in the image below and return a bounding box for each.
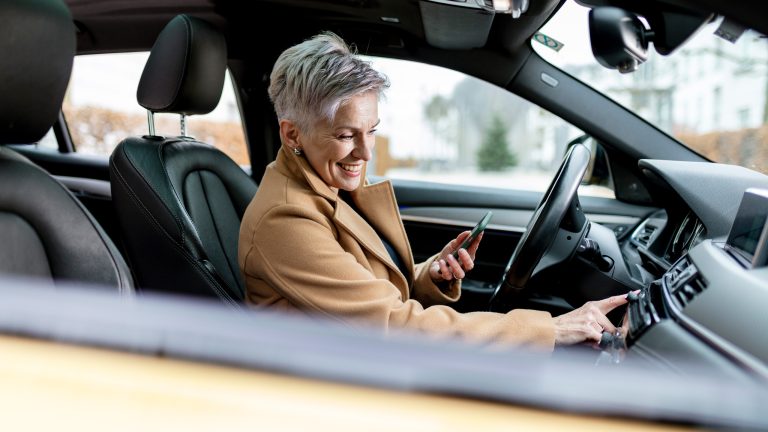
[589,7,652,73]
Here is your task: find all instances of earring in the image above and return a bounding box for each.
[293,147,302,155]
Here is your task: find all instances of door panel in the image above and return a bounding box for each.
[392,179,657,311]
[403,218,521,283]
[8,145,110,181]
[402,218,520,312]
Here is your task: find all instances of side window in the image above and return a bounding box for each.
[363,56,613,198]
[36,128,59,150]
[61,52,248,165]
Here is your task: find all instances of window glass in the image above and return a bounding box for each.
[362,56,612,197]
[62,52,248,165]
[35,128,58,150]
[534,2,768,174]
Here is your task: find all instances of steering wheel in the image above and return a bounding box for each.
[490,143,591,311]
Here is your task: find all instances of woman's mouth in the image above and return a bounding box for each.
[338,163,362,176]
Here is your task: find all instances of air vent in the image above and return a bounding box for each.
[631,221,659,247]
[666,212,706,262]
[665,257,709,309]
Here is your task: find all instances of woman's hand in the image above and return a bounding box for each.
[552,294,629,346]
[429,230,484,283]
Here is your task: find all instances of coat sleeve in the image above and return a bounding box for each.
[241,203,555,350]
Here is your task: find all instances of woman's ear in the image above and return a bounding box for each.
[279,119,301,150]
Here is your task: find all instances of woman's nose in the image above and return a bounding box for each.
[353,135,374,161]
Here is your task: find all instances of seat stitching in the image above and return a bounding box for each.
[112,159,183,247]
[113,163,239,306]
[116,145,184,247]
[196,170,241,293]
[157,139,206,249]
[115,143,240,303]
[156,141,186,246]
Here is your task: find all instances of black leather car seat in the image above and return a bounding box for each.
[110,15,257,306]
[0,0,133,293]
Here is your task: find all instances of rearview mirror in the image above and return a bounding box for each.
[589,7,651,73]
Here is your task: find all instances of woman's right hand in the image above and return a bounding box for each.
[552,294,629,346]
[428,230,483,284]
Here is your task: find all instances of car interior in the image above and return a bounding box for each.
[0,0,133,294]
[1,0,768,410]
[110,14,257,306]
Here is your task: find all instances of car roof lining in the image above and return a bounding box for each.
[66,0,768,57]
[67,0,559,87]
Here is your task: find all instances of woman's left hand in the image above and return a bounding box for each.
[429,230,483,283]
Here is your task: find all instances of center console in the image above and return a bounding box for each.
[602,189,768,380]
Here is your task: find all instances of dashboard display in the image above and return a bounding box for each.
[726,189,768,267]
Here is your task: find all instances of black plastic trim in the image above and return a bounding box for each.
[388,178,655,217]
[7,144,110,181]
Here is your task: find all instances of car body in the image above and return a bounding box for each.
[2,0,768,429]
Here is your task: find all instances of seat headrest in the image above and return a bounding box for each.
[0,0,75,145]
[137,15,227,115]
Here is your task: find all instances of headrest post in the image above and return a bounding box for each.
[146,110,156,136]
[180,113,187,137]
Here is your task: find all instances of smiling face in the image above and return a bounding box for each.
[293,92,380,192]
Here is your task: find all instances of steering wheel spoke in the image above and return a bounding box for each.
[490,144,591,312]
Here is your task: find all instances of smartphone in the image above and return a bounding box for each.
[452,210,492,258]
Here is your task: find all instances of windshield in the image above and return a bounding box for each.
[535,1,768,174]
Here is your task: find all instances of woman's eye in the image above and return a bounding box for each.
[368,129,377,135]
[339,135,354,140]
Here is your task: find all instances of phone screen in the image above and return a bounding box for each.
[452,211,492,257]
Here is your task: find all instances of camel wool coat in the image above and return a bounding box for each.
[238,146,555,349]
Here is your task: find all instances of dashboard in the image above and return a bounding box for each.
[606,160,768,381]
[625,209,706,277]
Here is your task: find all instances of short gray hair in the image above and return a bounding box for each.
[268,32,389,130]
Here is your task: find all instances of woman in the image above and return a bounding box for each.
[238,32,627,350]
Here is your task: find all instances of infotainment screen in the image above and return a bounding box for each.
[726,188,768,267]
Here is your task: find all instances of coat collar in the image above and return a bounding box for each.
[275,145,339,201]
[274,146,415,287]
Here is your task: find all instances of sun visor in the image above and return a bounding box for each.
[419,0,495,49]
